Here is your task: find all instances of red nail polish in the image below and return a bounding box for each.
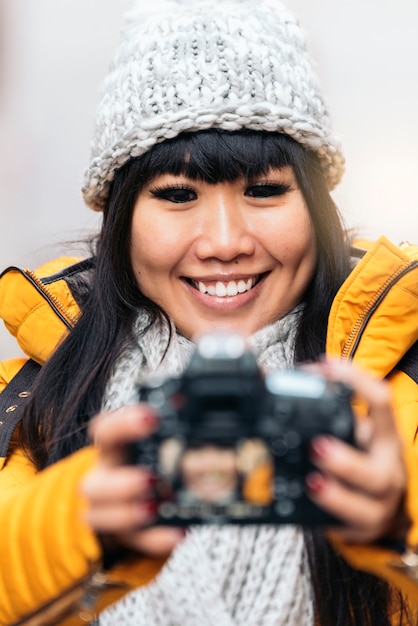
[141,410,159,427]
[305,472,326,493]
[310,436,331,459]
[145,473,158,487]
[142,500,159,516]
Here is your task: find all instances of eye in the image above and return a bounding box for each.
[150,185,197,204]
[245,182,291,198]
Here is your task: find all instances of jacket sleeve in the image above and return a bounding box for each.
[0,442,100,624]
[0,357,28,392]
[331,369,418,608]
[391,370,418,548]
[0,439,166,625]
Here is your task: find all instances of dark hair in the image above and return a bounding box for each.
[20,130,411,625]
[22,130,350,467]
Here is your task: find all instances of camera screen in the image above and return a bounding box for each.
[156,437,275,520]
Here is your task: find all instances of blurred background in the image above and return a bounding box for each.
[1,0,417,359]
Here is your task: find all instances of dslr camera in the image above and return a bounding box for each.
[132,332,355,526]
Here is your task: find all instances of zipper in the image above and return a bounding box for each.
[23,268,79,329]
[12,564,127,626]
[341,259,418,361]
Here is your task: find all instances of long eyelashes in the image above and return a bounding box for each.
[150,184,197,203]
[150,181,292,204]
[245,182,291,198]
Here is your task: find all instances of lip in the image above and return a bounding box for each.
[180,272,269,310]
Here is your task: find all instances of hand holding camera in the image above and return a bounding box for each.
[82,333,406,553]
[131,333,356,526]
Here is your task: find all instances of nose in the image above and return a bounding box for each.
[194,189,255,261]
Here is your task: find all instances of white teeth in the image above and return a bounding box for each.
[226,282,238,296]
[195,277,257,297]
[215,281,227,297]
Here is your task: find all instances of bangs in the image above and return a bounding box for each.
[137,129,311,185]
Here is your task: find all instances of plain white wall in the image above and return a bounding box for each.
[1,0,417,360]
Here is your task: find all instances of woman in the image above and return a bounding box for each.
[0,0,417,624]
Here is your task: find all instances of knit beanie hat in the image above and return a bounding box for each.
[82,0,344,211]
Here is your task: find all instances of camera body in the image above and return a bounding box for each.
[132,333,355,526]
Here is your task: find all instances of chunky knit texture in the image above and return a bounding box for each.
[82,0,344,211]
[101,305,303,411]
[98,307,314,625]
[99,525,313,625]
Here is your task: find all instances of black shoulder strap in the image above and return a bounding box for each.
[0,359,41,457]
[396,341,418,384]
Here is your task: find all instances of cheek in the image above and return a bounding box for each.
[130,215,175,279]
[291,224,317,268]
[272,207,317,269]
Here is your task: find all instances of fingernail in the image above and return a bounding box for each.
[142,500,159,516]
[310,436,333,459]
[319,357,347,375]
[144,473,158,488]
[305,472,326,493]
[170,528,188,543]
[140,409,159,427]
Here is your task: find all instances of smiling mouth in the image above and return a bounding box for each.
[186,274,265,297]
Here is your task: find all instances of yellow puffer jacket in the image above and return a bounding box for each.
[0,236,417,625]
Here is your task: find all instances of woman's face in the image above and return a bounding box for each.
[130,165,317,339]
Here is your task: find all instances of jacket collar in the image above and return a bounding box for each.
[326,236,418,378]
[0,257,92,364]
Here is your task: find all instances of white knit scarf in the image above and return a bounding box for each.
[99,306,314,626]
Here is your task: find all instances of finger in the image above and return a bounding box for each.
[84,499,158,533]
[309,433,404,495]
[306,471,399,538]
[355,416,374,449]
[90,404,159,446]
[81,466,155,505]
[126,527,187,556]
[313,359,396,439]
[89,404,159,466]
